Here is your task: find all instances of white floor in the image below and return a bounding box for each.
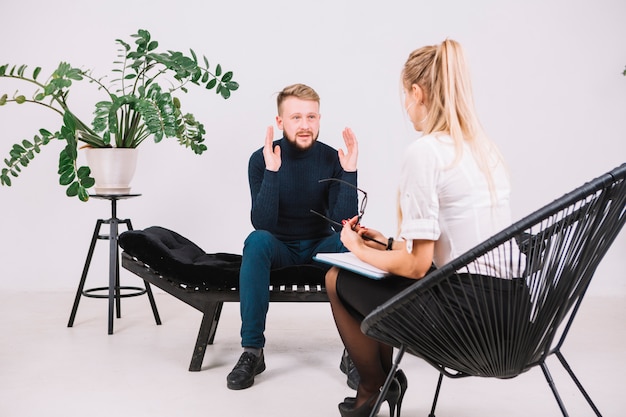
[0,290,624,417]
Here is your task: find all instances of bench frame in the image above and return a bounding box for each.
[121,252,329,371]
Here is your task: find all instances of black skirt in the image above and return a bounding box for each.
[336,270,417,321]
[336,268,529,325]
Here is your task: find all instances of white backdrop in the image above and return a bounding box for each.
[1,0,624,295]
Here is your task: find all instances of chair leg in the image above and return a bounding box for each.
[428,372,444,417]
[369,345,406,417]
[555,350,603,416]
[540,362,570,417]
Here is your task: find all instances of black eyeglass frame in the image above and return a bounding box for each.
[310,178,385,247]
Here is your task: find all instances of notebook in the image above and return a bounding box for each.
[313,252,390,280]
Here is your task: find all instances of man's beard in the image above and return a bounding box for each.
[284,129,319,151]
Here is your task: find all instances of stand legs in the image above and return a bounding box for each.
[68,197,160,334]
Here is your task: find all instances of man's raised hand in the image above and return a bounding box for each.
[338,127,358,172]
[262,126,281,171]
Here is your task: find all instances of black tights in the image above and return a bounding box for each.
[326,267,392,407]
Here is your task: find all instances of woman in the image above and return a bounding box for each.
[326,39,511,417]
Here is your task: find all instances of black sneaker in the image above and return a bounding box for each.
[226,351,266,390]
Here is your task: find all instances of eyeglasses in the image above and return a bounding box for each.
[310,178,386,247]
[310,178,367,228]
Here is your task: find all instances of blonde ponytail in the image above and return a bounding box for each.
[402,39,507,203]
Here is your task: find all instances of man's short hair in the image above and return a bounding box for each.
[277,84,320,114]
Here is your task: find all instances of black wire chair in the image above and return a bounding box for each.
[361,163,626,417]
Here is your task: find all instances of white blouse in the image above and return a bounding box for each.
[397,134,514,277]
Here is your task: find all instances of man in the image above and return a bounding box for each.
[226,83,359,390]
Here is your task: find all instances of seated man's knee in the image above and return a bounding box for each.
[243,230,275,252]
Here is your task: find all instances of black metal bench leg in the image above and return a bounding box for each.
[189,301,223,371]
[555,350,602,416]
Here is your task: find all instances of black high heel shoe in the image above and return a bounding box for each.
[338,378,400,417]
[394,369,407,417]
[343,369,407,417]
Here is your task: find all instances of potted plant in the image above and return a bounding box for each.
[0,28,238,201]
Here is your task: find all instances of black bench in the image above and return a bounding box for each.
[118,226,329,371]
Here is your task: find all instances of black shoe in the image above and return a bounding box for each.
[226,351,266,390]
[343,369,407,416]
[339,349,360,390]
[395,369,408,417]
[338,378,401,417]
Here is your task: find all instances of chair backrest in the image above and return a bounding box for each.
[362,163,626,379]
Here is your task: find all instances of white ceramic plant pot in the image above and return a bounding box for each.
[84,147,139,195]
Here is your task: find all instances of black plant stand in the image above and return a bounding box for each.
[67,194,161,334]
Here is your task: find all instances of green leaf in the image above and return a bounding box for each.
[66,181,79,196]
[206,78,217,90]
[15,95,26,104]
[221,71,233,82]
[57,159,73,176]
[77,166,91,178]
[225,81,239,91]
[81,176,95,188]
[63,111,77,131]
[215,64,222,77]
[1,169,12,186]
[59,169,75,186]
[78,186,90,201]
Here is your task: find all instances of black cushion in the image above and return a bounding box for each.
[119,226,327,290]
[119,226,242,289]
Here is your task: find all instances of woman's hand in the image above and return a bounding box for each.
[339,216,363,252]
[340,216,385,251]
[357,225,387,249]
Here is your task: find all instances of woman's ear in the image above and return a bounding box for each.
[411,84,424,104]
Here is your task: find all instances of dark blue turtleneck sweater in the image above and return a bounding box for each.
[248,137,358,241]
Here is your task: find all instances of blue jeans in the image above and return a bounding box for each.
[239,230,346,348]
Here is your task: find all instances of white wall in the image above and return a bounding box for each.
[1,0,624,295]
